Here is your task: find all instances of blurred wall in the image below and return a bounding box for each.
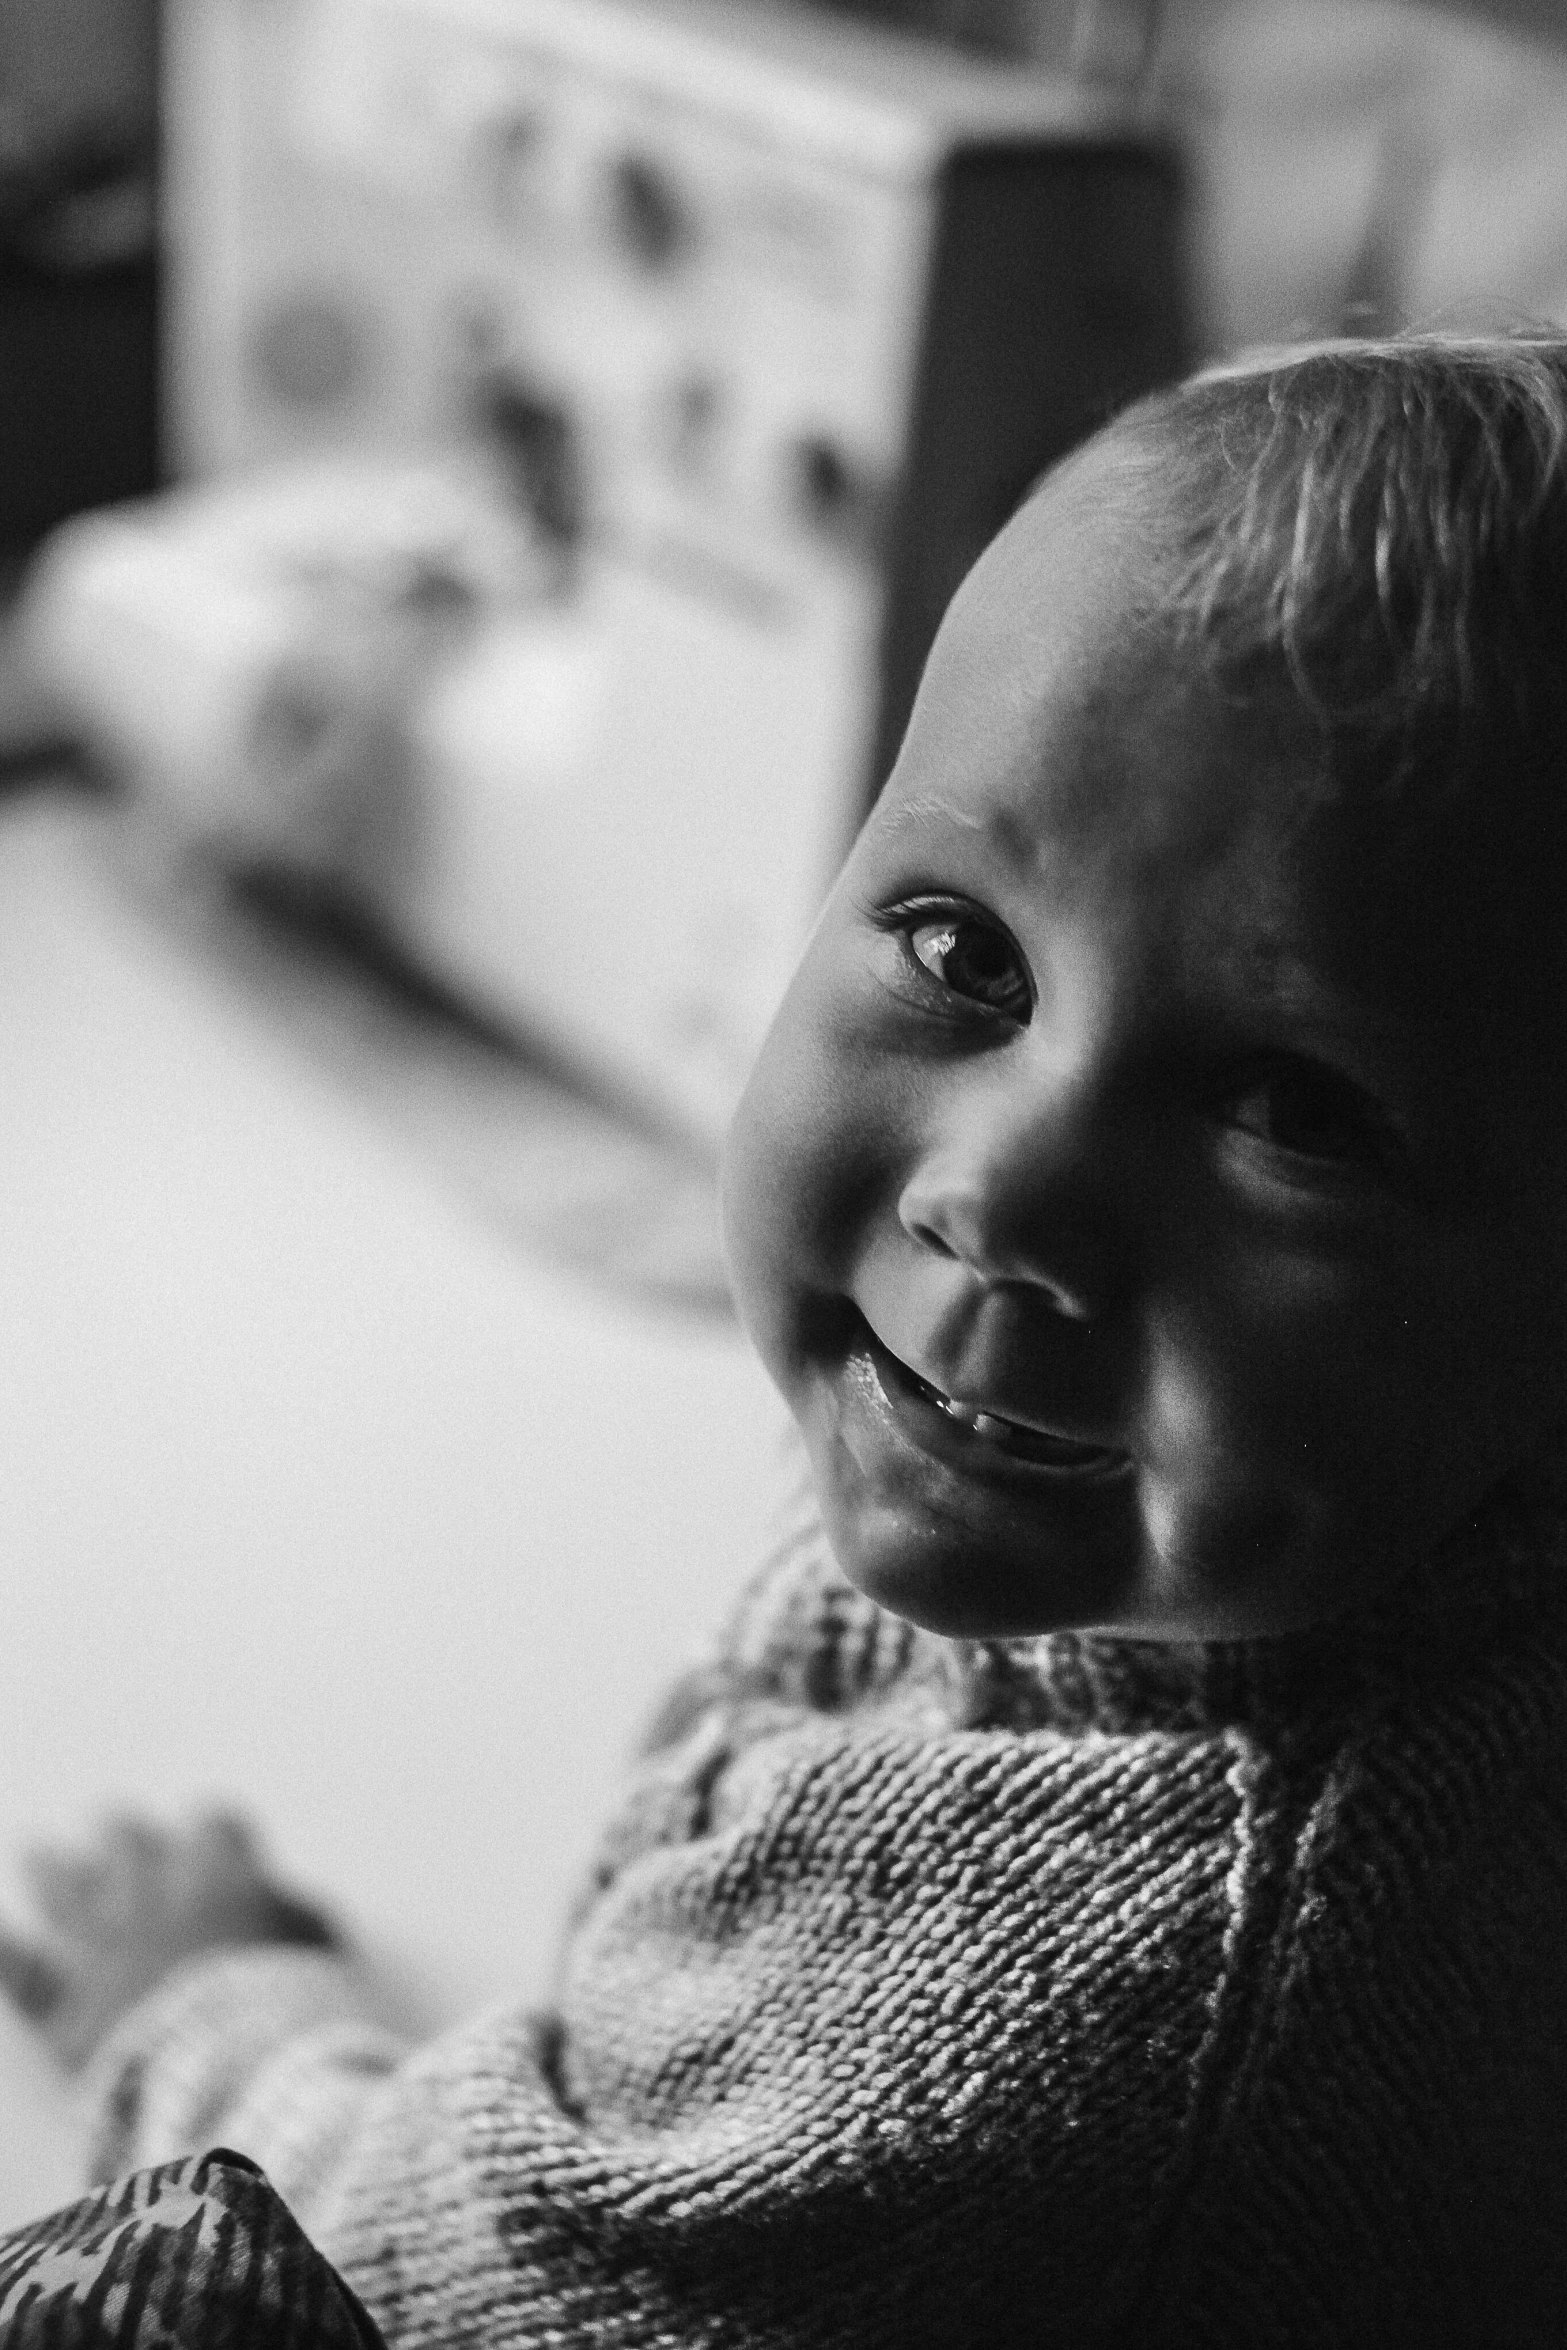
[1161,0,1567,353]
[800,0,1567,354]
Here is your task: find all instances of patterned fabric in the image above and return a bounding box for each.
[0,2147,389,2347]
[80,1445,1567,2347]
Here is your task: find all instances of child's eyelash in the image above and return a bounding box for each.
[866,893,956,931]
[865,894,1010,947]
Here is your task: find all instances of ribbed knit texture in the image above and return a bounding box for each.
[84,1443,1567,2347]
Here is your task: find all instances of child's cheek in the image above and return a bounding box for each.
[721,1029,857,1384]
[727,949,902,1296]
[1126,1262,1390,1622]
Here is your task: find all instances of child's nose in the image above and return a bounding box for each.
[895,1080,1114,1323]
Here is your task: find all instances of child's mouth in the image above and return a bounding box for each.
[866,1329,1128,1479]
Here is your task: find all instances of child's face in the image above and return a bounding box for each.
[723,443,1567,1642]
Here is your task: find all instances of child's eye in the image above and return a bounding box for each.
[1222,1060,1400,1171]
[906,910,1033,1020]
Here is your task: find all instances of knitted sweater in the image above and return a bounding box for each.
[85,1451,1567,2349]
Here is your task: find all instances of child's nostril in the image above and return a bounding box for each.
[917,1223,960,1260]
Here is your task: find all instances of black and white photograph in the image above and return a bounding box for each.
[3,0,1567,2340]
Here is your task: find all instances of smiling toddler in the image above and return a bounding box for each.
[7,334,1567,2347]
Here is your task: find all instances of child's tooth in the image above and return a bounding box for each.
[938,1397,1013,1440]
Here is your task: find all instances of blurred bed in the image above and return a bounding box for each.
[0,786,784,2226]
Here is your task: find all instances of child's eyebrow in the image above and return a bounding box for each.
[874,797,1061,886]
[1196,933,1447,1065]
[1198,917,1374,1015]
[875,792,991,840]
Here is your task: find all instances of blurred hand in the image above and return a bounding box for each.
[0,1810,338,2070]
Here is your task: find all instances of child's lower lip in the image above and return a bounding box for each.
[857,1325,1129,1483]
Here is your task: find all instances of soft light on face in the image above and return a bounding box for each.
[722,444,1567,1643]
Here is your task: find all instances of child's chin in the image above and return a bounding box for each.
[821,1495,1133,1642]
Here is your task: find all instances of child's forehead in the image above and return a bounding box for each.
[918,454,1317,851]
[987,429,1193,606]
[942,441,1234,762]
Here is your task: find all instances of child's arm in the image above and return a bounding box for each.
[0,1810,410,2224]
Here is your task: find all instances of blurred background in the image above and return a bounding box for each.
[3,0,1566,2225]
